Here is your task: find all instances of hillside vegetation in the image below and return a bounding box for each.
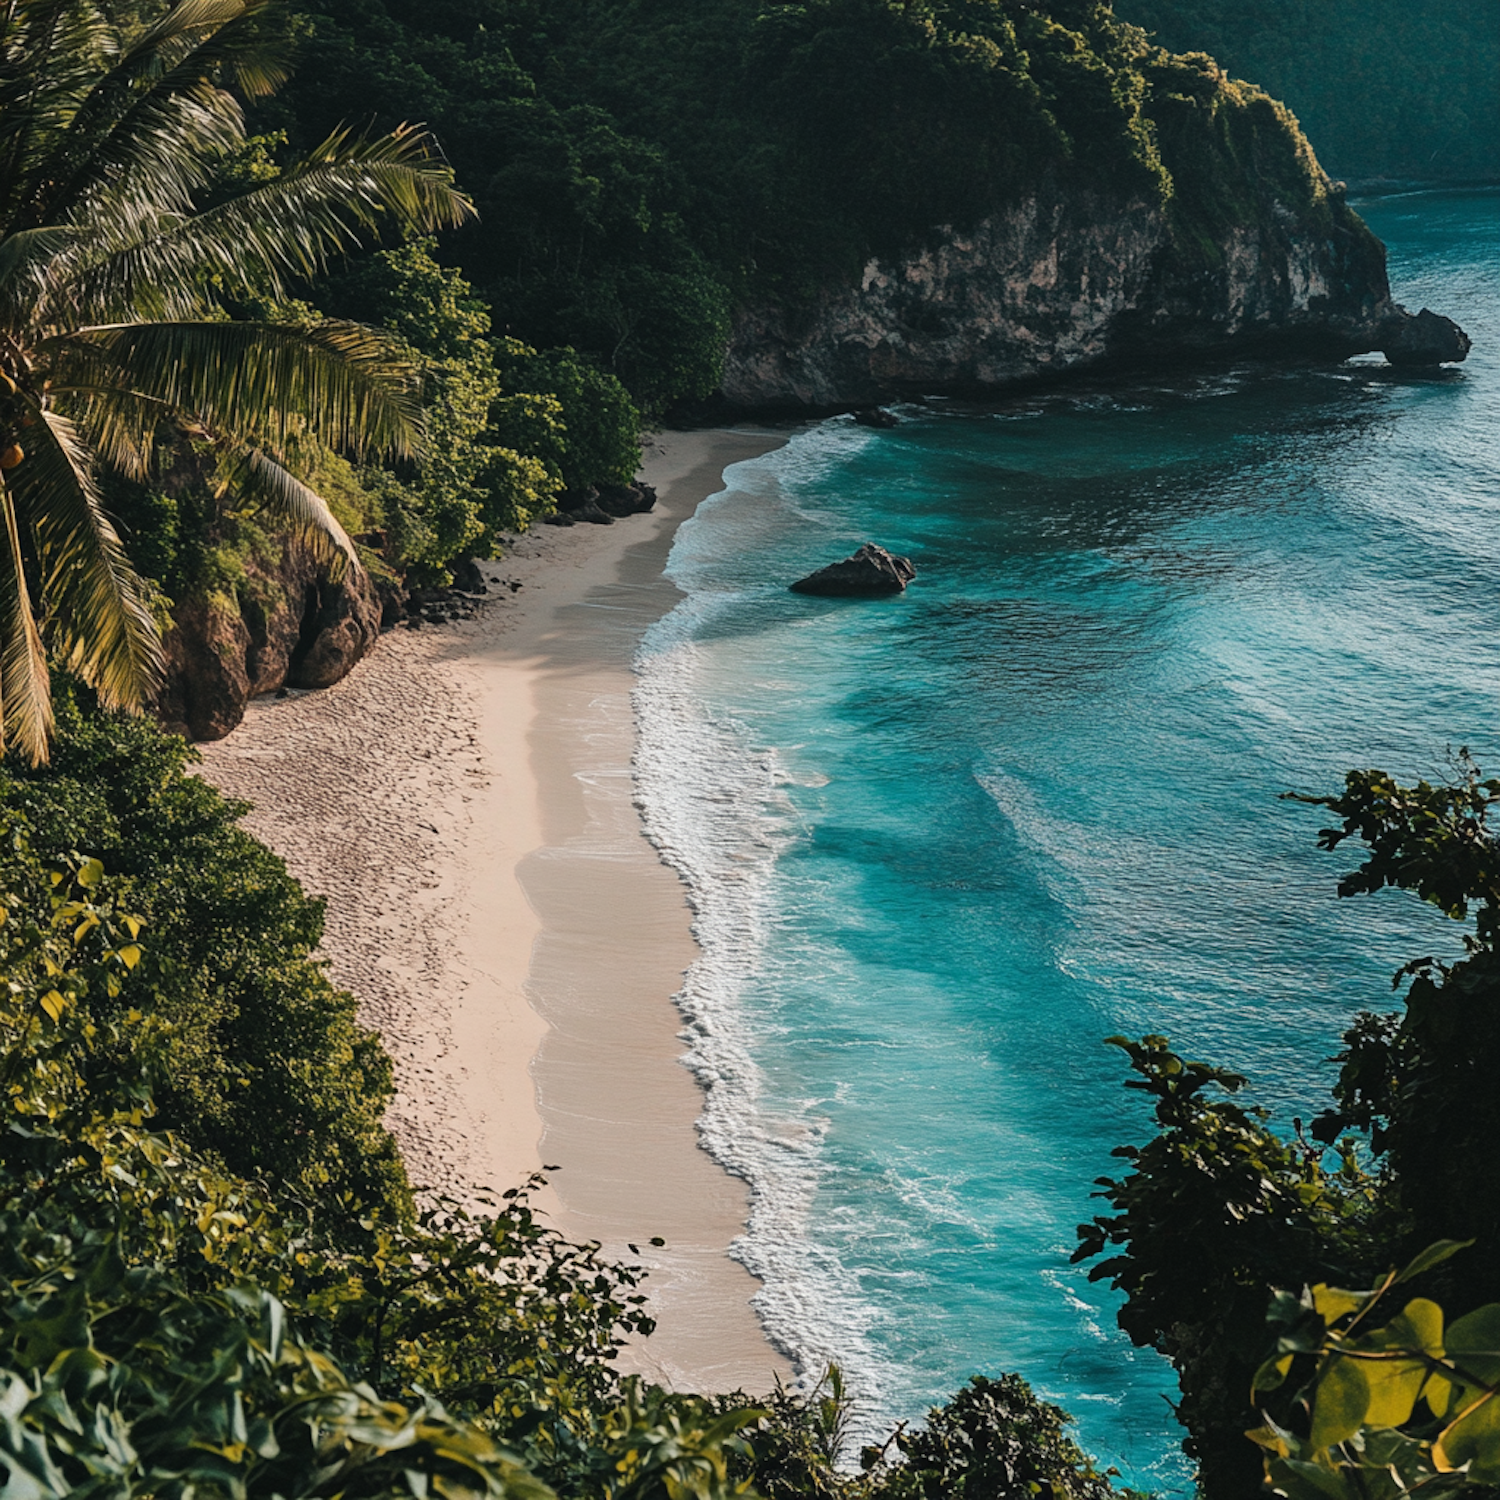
[1112,0,1500,182]
[269,0,1351,417]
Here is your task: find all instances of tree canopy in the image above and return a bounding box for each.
[0,0,473,761]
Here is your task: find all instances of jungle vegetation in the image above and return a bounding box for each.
[1110,0,1500,184]
[1076,756,1500,1498]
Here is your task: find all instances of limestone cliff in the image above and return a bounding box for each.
[720,177,1464,412]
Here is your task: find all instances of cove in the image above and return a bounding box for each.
[633,188,1500,1490]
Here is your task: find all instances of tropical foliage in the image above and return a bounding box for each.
[1248,1243,1500,1500]
[1113,0,1499,182]
[0,686,409,1217]
[0,0,470,761]
[1078,754,1500,1496]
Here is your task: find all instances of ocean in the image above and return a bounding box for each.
[632,187,1500,1489]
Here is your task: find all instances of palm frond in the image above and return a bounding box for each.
[9,405,163,714]
[0,0,117,219]
[59,384,176,479]
[59,124,474,321]
[0,477,54,765]
[12,0,288,234]
[126,0,288,98]
[230,446,360,578]
[46,318,424,460]
[0,223,82,301]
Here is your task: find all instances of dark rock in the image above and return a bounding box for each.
[1380,306,1472,366]
[853,407,900,428]
[451,556,486,592]
[789,543,916,597]
[556,486,599,513]
[573,499,615,525]
[595,482,660,517]
[157,597,253,740]
[375,575,408,629]
[288,573,383,690]
[543,510,576,526]
[596,484,642,517]
[157,539,383,740]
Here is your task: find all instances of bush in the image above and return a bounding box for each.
[0,692,411,1225]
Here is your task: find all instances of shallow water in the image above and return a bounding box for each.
[634,188,1500,1488]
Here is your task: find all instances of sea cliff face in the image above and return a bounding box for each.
[719,180,1462,411]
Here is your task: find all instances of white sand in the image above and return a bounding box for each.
[198,427,792,1392]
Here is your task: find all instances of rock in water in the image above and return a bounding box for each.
[790,544,916,597]
[853,407,900,428]
[1380,306,1472,366]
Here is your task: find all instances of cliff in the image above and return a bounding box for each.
[721,183,1465,414]
[717,49,1469,413]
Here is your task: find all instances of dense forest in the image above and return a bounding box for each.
[5,0,1500,1494]
[1111,0,1500,183]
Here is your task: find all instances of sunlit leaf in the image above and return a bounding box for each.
[1310,1355,1371,1451]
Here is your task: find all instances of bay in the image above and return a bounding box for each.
[634,188,1500,1489]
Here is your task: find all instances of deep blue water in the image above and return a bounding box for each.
[633,189,1500,1488]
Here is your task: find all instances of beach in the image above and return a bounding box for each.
[197,426,792,1395]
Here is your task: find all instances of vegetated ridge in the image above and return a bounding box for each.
[272,0,1470,417]
[1110,0,1500,184]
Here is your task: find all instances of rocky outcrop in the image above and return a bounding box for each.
[544,482,658,525]
[157,539,383,741]
[790,544,916,597]
[1380,306,1472,366]
[719,181,1467,411]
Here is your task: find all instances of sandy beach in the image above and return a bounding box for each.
[197,426,793,1395]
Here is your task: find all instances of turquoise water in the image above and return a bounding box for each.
[633,189,1500,1488]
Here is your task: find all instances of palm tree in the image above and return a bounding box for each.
[0,0,472,763]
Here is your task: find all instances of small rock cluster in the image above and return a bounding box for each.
[400,558,513,631]
[542,482,658,526]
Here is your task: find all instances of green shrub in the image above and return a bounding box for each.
[0,693,411,1225]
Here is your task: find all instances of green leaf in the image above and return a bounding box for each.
[1310,1355,1371,1451]
[1444,1304,1500,1387]
[1313,1285,1368,1323]
[1394,1240,1475,1285]
[1254,1354,1296,1395]
[1360,1355,1428,1430]
[1435,1389,1500,1479]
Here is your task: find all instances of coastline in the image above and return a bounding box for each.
[197,425,792,1393]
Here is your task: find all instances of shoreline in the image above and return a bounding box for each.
[197,425,792,1393]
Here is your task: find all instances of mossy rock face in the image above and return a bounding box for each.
[158,540,383,740]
